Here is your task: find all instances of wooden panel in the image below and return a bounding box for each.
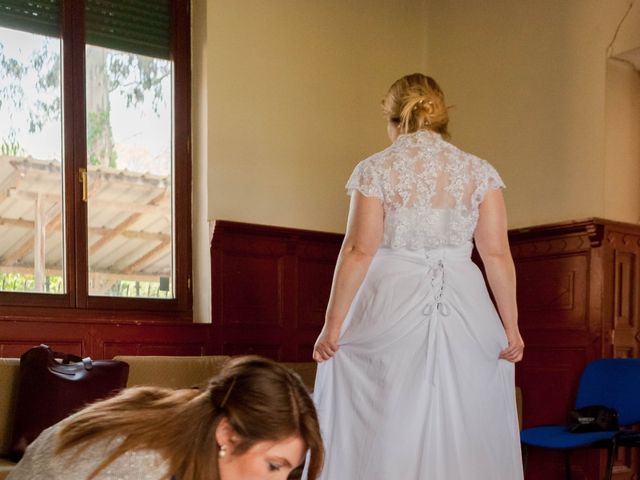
[0,341,84,358]
[511,220,602,480]
[518,346,589,427]
[612,248,638,357]
[297,257,335,330]
[220,251,284,326]
[510,219,640,480]
[516,254,588,330]
[211,221,342,361]
[103,342,206,357]
[606,231,640,478]
[0,319,213,360]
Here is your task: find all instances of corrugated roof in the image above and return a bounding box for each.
[0,155,172,294]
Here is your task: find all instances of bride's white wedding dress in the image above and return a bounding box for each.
[305,129,523,480]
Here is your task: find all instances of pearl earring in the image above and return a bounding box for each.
[219,445,227,458]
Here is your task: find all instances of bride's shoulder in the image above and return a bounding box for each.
[355,144,401,171]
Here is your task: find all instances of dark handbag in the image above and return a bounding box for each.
[568,405,620,433]
[8,344,129,461]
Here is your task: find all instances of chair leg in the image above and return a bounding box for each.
[563,450,572,480]
[604,441,616,480]
[521,443,528,472]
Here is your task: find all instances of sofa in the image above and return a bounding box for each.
[0,354,317,479]
[0,355,521,479]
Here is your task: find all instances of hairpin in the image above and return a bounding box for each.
[220,376,237,408]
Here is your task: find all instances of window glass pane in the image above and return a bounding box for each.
[0,27,64,294]
[85,45,173,298]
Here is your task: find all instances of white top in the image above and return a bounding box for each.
[346,129,505,250]
[7,419,170,480]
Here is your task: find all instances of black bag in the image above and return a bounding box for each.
[568,405,620,433]
[8,344,129,461]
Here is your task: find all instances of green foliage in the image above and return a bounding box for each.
[0,272,169,298]
[0,138,24,155]
[0,37,169,136]
[0,272,64,294]
[109,279,172,298]
[87,108,118,167]
[0,43,28,114]
[108,53,170,114]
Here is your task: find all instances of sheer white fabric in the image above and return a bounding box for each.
[8,419,170,480]
[346,129,504,249]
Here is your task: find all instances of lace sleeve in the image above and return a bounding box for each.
[345,159,384,200]
[474,159,505,204]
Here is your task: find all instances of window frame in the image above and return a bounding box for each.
[0,0,192,318]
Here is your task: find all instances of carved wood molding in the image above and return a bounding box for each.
[210,220,342,361]
[508,218,605,257]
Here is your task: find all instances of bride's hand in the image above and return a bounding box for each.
[313,328,340,363]
[499,328,524,363]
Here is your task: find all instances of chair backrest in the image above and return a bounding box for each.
[575,358,640,426]
[113,355,231,389]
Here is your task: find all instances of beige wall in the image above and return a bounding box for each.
[205,0,428,233]
[192,0,210,323]
[604,59,640,223]
[202,0,640,233]
[193,0,640,322]
[425,0,640,228]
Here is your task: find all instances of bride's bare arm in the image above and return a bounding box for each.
[473,188,524,363]
[312,192,384,362]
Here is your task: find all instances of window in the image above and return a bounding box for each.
[0,0,191,315]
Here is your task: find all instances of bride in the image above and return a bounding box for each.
[305,73,524,480]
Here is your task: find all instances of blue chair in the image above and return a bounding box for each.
[520,358,640,480]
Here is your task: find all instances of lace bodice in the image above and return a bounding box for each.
[346,129,505,250]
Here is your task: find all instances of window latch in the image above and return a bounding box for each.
[79,168,88,202]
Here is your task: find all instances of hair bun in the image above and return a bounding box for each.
[382,74,450,138]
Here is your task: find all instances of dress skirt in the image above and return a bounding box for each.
[306,243,523,480]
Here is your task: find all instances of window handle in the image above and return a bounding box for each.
[79,168,88,202]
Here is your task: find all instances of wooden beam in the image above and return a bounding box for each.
[0,215,167,241]
[89,213,142,256]
[0,170,22,203]
[8,190,168,215]
[0,218,33,228]
[89,198,170,215]
[89,191,168,256]
[8,190,62,204]
[124,240,171,274]
[34,194,46,292]
[2,210,62,266]
[90,227,169,241]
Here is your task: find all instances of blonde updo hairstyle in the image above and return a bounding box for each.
[382,73,450,138]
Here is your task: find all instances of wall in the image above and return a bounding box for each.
[193,0,640,322]
[192,0,210,323]
[205,0,428,234]
[425,0,640,228]
[604,58,640,223]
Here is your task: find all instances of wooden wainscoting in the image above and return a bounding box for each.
[0,314,215,359]
[511,218,640,480]
[210,221,342,361]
